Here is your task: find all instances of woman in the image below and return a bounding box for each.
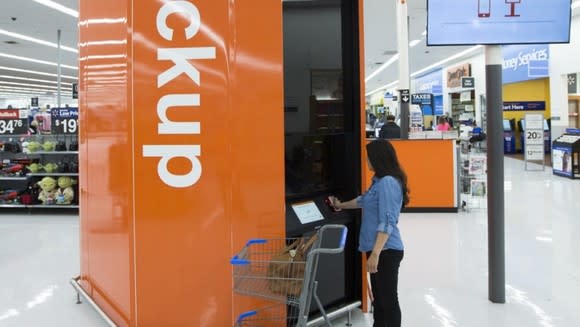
[435,116,451,131]
[330,139,409,327]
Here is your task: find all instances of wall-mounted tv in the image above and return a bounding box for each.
[427,0,572,46]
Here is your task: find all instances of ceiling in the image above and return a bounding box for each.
[0,0,78,100]
[0,0,577,102]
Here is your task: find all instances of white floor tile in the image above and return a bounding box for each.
[1,157,579,326]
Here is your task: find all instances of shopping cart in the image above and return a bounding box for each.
[231,224,348,327]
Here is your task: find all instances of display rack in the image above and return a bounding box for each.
[552,129,580,179]
[1,107,79,210]
[459,139,488,211]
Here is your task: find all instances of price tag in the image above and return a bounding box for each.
[0,110,29,135]
[51,108,79,135]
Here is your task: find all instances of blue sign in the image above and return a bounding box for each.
[553,147,573,177]
[427,0,571,45]
[502,45,549,84]
[51,108,79,134]
[413,70,444,115]
[503,101,545,111]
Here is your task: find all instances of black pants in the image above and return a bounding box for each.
[367,249,404,327]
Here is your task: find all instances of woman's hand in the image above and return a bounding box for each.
[367,252,379,274]
[329,196,342,210]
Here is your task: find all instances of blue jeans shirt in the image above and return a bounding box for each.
[357,176,404,252]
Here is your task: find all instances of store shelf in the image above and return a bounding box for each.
[27,151,78,155]
[0,204,79,209]
[27,173,79,177]
[0,176,28,181]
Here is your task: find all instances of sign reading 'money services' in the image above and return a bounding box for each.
[142,2,216,188]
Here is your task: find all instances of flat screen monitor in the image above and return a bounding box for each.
[503,120,511,131]
[544,119,549,131]
[427,0,572,45]
[520,119,525,131]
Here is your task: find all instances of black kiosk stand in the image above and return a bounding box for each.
[552,129,580,179]
[283,0,363,320]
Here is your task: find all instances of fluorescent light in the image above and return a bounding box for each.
[0,75,72,86]
[365,54,399,83]
[0,53,78,70]
[0,81,65,90]
[409,39,422,48]
[366,80,399,97]
[411,46,482,78]
[0,86,71,95]
[0,66,77,80]
[366,45,483,97]
[33,0,78,18]
[0,29,78,53]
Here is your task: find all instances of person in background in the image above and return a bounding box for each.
[445,112,454,128]
[330,139,409,327]
[469,121,486,143]
[435,116,451,131]
[379,114,401,139]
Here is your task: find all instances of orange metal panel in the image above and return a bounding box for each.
[358,0,370,314]
[79,0,135,326]
[80,0,286,325]
[363,139,456,208]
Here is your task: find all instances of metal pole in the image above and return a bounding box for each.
[485,45,505,303]
[57,29,62,109]
[396,0,410,139]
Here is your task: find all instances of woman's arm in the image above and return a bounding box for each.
[367,232,389,273]
[329,196,359,210]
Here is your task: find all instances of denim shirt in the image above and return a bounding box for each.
[357,176,404,252]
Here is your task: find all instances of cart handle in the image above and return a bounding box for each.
[236,310,257,322]
[309,224,348,257]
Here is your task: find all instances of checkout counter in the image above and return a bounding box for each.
[363,138,459,211]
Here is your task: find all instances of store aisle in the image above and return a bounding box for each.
[1,157,579,326]
[0,214,104,327]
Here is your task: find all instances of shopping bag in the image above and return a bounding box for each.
[268,235,317,296]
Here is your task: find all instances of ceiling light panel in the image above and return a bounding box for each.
[0,81,67,90]
[33,0,79,18]
[0,75,72,86]
[0,53,78,70]
[0,29,78,53]
[0,66,78,80]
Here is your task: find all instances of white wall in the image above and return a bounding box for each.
[549,14,580,138]
[442,53,486,125]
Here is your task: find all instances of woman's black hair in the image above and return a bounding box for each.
[366,139,410,208]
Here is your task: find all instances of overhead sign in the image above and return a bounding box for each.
[568,74,578,94]
[0,109,28,135]
[413,69,443,95]
[447,64,471,88]
[524,113,544,162]
[411,93,433,106]
[503,101,545,111]
[51,108,79,134]
[502,45,549,84]
[72,83,78,99]
[427,0,572,45]
[399,89,410,103]
[31,97,39,107]
[461,77,475,89]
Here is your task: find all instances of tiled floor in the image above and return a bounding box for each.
[1,156,579,326]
